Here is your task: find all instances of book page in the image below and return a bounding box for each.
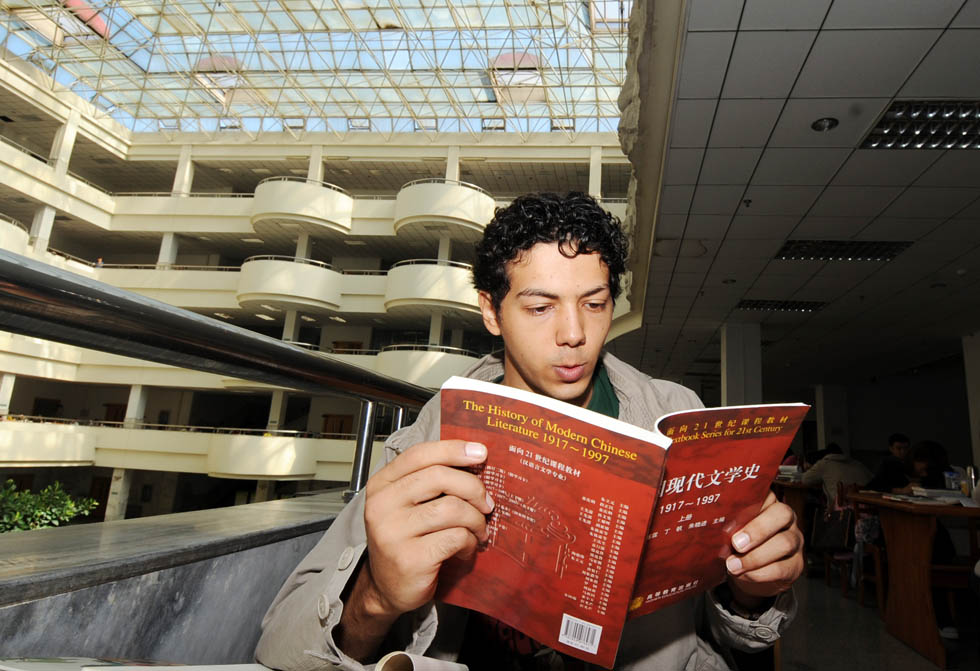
[436,377,669,668]
[628,404,809,618]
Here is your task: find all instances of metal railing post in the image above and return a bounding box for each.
[392,405,406,433]
[345,399,377,501]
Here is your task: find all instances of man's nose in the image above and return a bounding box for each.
[557,308,586,346]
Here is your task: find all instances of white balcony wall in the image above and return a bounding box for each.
[0,419,385,480]
[112,196,252,233]
[252,179,353,234]
[384,263,479,313]
[0,219,29,255]
[238,258,343,311]
[99,267,240,308]
[339,273,388,313]
[376,349,479,388]
[0,143,112,228]
[0,421,95,467]
[394,181,494,233]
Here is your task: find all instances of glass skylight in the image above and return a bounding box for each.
[0,0,632,136]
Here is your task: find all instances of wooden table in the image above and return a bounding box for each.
[771,479,817,541]
[849,492,980,668]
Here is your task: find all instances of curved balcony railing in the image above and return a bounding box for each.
[376,342,482,387]
[237,255,344,311]
[394,178,495,233]
[381,343,480,358]
[0,213,28,233]
[400,177,493,198]
[389,258,473,270]
[252,176,354,234]
[0,214,30,256]
[114,191,254,198]
[0,134,48,163]
[244,254,335,270]
[256,175,353,197]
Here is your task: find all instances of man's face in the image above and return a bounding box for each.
[478,242,613,407]
[890,441,910,458]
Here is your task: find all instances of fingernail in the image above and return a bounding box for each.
[732,532,750,552]
[486,493,495,510]
[465,442,487,459]
[726,555,742,573]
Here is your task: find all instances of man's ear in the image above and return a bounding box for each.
[478,291,502,336]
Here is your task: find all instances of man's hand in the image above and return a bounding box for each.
[337,439,494,660]
[723,491,803,610]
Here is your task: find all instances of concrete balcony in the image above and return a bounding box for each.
[0,214,29,255]
[394,178,495,236]
[384,259,479,314]
[251,177,353,236]
[376,344,481,389]
[237,255,343,312]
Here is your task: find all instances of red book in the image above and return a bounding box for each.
[436,376,808,668]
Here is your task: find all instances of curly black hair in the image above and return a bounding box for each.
[473,192,629,312]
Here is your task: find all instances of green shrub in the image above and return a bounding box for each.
[0,479,98,532]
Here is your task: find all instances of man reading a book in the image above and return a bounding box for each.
[256,193,803,670]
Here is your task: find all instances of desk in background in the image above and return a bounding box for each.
[849,492,980,669]
[771,479,817,543]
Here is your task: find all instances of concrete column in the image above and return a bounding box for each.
[157,232,179,268]
[720,322,762,406]
[588,145,603,198]
[48,109,81,177]
[0,373,15,415]
[295,232,312,259]
[154,472,180,515]
[450,328,464,349]
[815,384,849,454]
[254,480,275,502]
[267,390,288,431]
[437,234,451,262]
[282,311,300,341]
[104,468,132,521]
[172,145,194,196]
[123,384,148,428]
[308,145,325,182]
[446,146,460,181]
[429,311,444,347]
[963,333,980,467]
[30,205,56,252]
[176,391,194,426]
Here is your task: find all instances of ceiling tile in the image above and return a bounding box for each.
[741,0,832,29]
[699,147,763,184]
[923,219,980,241]
[952,0,980,26]
[740,185,824,215]
[671,99,719,147]
[809,186,903,217]
[718,237,784,258]
[914,151,980,188]
[708,99,784,147]
[823,0,964,28]
[955,196,980,219]
[832,149,942,186]
[727,215,801,239]
[793,30,940,97]
[855,217,942,240]
[721,31,816,98]
[769,98,890,148]
[664,148,705,184]
[752,147,850,185]
[901,30,980,97]
[792,216,869,238]
[689,0,744,30]
[660,185,695,214]
[677,32,736,99]
[691,185,746,214]
[710,254,770,276]
[686,214,732,238]
[655,214,688,237]
[880,187,980,218]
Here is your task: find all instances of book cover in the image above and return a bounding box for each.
[436,376,670,668]
[627,404,809,617]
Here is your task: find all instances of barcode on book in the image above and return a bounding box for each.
[558,613,602,655]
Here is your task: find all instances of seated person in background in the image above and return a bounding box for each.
[802,443,872,508]
[865,432,911,493]
[907,440,952,490]
[254,192,804,671]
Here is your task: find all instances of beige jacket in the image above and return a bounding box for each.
[256,352,796,671]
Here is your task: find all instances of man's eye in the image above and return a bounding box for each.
[528,305,551,315]
[586,301,608,310]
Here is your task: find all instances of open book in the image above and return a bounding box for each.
[436,376,808,668]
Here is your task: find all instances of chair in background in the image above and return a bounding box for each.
[810,484,855,595]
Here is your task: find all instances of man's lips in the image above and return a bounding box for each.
[554,363,586,382]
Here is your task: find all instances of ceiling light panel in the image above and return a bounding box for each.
[737,299,826,313]
[775,239,913,262]
[863,101,980,149]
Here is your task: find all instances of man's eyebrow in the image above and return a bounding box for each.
[515,285,609,300]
